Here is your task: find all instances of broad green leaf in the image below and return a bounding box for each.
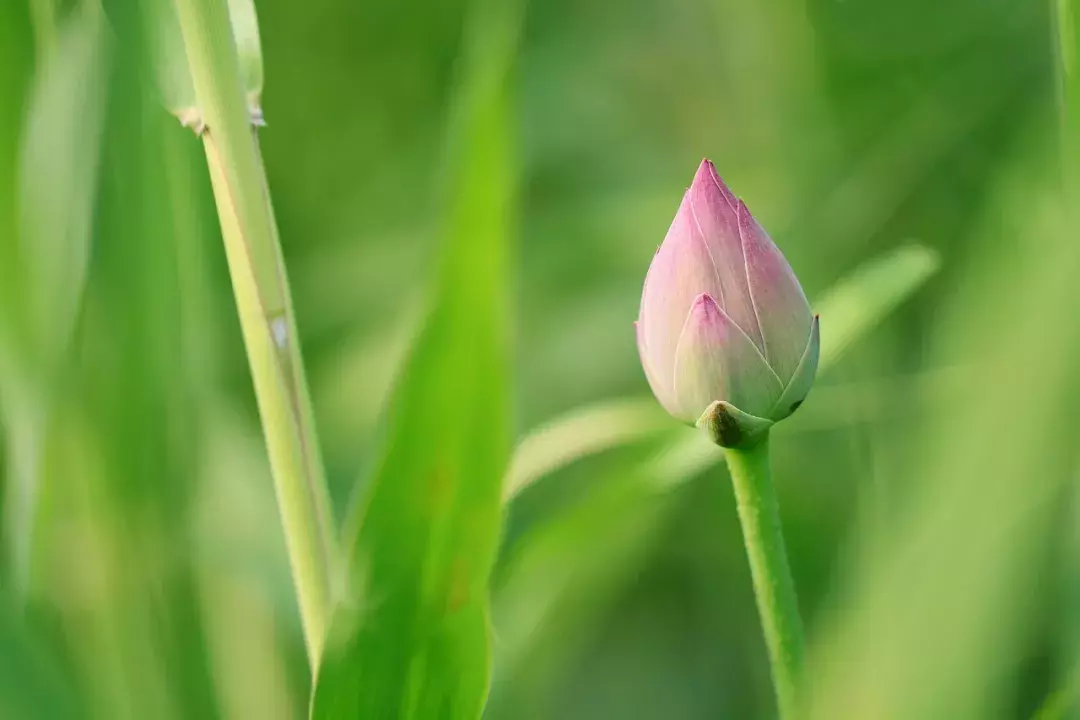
[310,0,524,717]
[146,0,264,124]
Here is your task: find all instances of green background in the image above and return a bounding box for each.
[0,0,1077,717]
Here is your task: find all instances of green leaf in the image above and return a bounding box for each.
[310,1,524,717]
[813,244,940,368]
[503,398,671,501]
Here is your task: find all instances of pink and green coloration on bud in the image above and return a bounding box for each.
[637,160,819,447]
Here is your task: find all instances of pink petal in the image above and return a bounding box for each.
[739,200,813,385]
[639,189,725,392]
[768,315,820,421]
[636,320,680,416]
[700,158,738,210]
[671,293,782,423]
[687,160,765,352]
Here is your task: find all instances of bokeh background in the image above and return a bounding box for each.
[1,0,1078,717]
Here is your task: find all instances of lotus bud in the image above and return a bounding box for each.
[636,160,819,447]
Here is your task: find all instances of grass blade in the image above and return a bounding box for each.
[813,244,939,368]
[310,1,523,716]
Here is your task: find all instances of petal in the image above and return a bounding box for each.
[739,199,813,384]
[671,293,783,423]
[639,189,726,388]
[700,158,738,210]
[688,160,764,352]
[637,320,680,417]
[768,315,820,422]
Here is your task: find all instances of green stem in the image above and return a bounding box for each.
[724,433,804,718]
[172,0,335,668]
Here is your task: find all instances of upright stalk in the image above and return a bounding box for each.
[172,0,335,668]
[1059,0,1080,191]
[724,433,804,718]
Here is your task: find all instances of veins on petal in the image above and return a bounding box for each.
[669,295,707,422]
[671,294,784,421]
[767,318,818,419]
[688,191,726,311]
[708,165,737,212]
[738,200,769,366]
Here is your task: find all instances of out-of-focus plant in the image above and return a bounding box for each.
[310,0,522,714]
[0,0,107,600]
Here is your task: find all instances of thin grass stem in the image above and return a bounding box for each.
[172,0,335,669]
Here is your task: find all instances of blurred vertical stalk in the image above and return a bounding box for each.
[1055,0,1080,714]
[29,0,56,59]
[171,0,335,668]
[4,397,44,599]
[1058,0,1080,188]
[724,435,804,718]
[5,0,107,600]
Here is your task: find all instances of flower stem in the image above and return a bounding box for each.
[724,433,804,718]
[172,0,335,669]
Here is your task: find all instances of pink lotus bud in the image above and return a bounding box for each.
[636,159,819,447]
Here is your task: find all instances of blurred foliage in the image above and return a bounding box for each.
[313,0,521,714]
[0,0,1076,718]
